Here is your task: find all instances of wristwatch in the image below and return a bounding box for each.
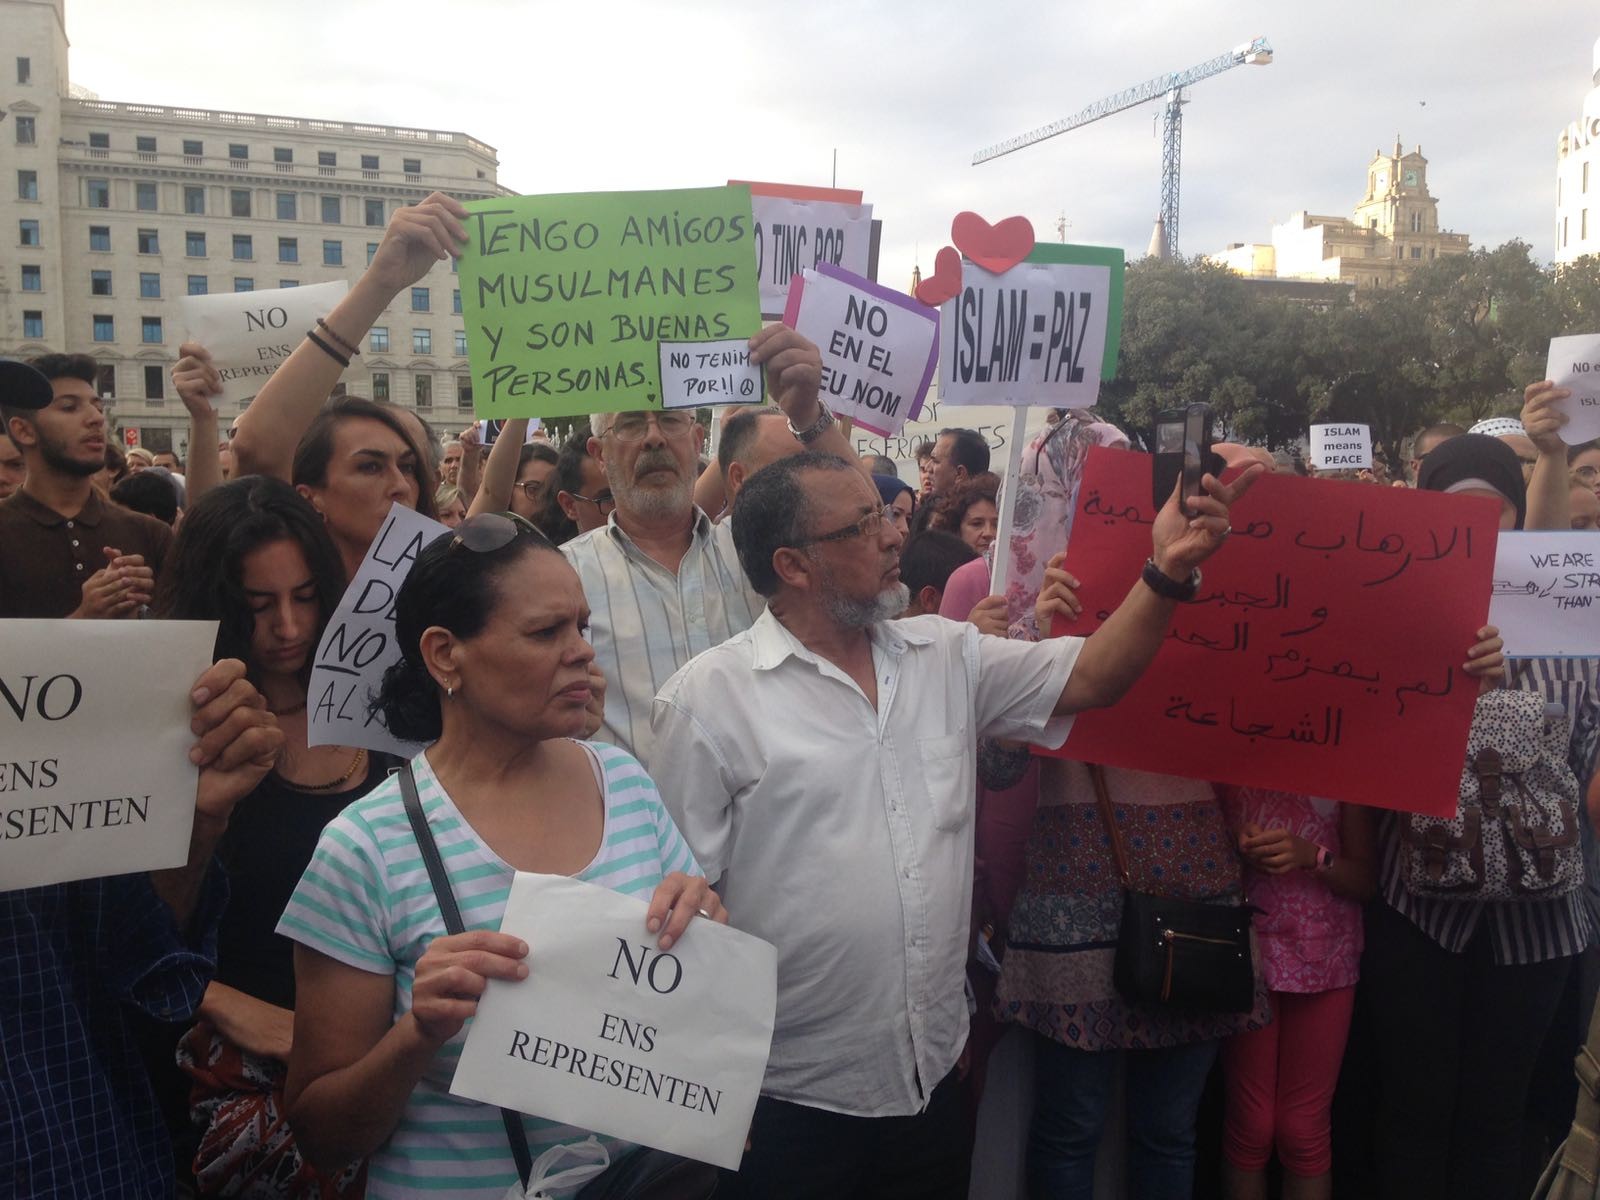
[1140,558,1201,602]
[788,402,836,446]
[1312,844,1334,872]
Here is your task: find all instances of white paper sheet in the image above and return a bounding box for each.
[0,620,218,891]
[178,280,350,405]
[306,503,447,757]
[938,259,1111,409]
[1546,333,1600,445]
[1311,423,1371,471]
[1489,531,1600,658]
[452,873,777,1171]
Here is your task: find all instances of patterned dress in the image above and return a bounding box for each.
[996,762,1270,1050]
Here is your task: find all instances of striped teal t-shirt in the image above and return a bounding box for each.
[277,741,700,1199]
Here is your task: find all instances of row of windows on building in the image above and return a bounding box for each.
[15,250,460,314]
[15,219,459,287]
[12,119,426,180]
[14,305,468,359]
[10,357,471,410]
[17,170,402,227]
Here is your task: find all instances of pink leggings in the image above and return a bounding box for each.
[1221,986,1356,1177]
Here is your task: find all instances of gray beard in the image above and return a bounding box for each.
[823,581,911,630]
[608,453,693,521]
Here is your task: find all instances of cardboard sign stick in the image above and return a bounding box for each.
[989,408,1031,592]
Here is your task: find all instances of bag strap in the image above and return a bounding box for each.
[1087,764,1132,887]
[398,762,534,1190]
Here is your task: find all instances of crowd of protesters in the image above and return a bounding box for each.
[2,190,1595,1200]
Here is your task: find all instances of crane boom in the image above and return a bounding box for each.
[972,37,1272,166]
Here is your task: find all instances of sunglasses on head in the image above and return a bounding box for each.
[448,511,549,554]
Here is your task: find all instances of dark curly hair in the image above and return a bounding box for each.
[154,476,346,685]
[375,520,563,743]
[929,470,1000,537]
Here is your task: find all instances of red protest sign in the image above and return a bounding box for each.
[1041,448,1500,817]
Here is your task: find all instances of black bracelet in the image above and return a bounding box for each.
[315,316,360,357]
[1141,558,1201,602]
[305,329,350,369]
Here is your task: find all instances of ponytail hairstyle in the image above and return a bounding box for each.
[376,518,560,742]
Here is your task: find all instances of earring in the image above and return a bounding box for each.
[446,684,455,699]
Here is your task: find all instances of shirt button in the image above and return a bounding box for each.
[71,539,79,548]
[75,563,84,571]
[65,521,74,528]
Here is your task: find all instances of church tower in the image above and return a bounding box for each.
[1352,136,1440,240]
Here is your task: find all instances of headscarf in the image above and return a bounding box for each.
[1416,432,1526,529]
[998,410,1128,637]
[873,473,914,509]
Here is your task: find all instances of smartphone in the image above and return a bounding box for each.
[1152,403,1214,516]
[479,418,543,447]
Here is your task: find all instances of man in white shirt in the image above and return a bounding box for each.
[651,451,1259,1198]
[561,325,866,766]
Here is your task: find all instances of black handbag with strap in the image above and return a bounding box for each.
[1087,765,1258,1013]
[397,763,719,1199]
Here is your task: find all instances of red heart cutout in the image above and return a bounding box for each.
[915,246,963,307]
[951,212,1036,275]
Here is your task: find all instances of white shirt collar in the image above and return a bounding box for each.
[748,607,937,673]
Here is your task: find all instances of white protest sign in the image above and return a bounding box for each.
[744,188,874,318]
[307,503,448,758]
[452,873,777,1171]
[1311,423,1372,470]
[784,264,939,437]
[938,258,1112,408]
[1546,334,1600,445]
[1,620,217,892]
[1489,531,1600,658]
[178,280,350,405]
[657,339,764,409]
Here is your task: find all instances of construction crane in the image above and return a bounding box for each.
[973,36,1273,256]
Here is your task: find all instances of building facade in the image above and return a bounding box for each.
[2,0,506,455]
[1555,36,1600,266]
[1211,138,1470,292]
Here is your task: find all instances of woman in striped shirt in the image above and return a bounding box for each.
[278,513,723,1199]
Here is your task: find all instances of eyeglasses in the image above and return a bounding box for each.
[449,511,547,554]
[516,479,548,501]
[569,489,615,511]
[1574,465,1600,483]
[798,505,897,547]
[601,411,696,442]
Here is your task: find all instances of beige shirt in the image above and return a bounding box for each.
[561,510,763,768]
[651,610,1082,1117]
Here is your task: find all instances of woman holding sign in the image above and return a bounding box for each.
[155,476,396,1196]
[280,513,723,1199]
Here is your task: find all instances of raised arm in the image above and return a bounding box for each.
[748,325,870,480]
[172,342,223,506]
[1053,467,1263,716]
[231,193,468,481]
[465,418,529,517]
[1522,380,1574,531]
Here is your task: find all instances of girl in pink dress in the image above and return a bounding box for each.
[1216,788,1376,1200]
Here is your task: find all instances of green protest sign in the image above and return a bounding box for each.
[460,187,763,419]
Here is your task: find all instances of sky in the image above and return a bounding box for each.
[57,0,1598,291]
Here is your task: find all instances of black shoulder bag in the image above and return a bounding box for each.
[1088,765,1258,1013]
[397,764,719,1199]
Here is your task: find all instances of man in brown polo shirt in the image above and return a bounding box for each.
[0,356,172,619]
